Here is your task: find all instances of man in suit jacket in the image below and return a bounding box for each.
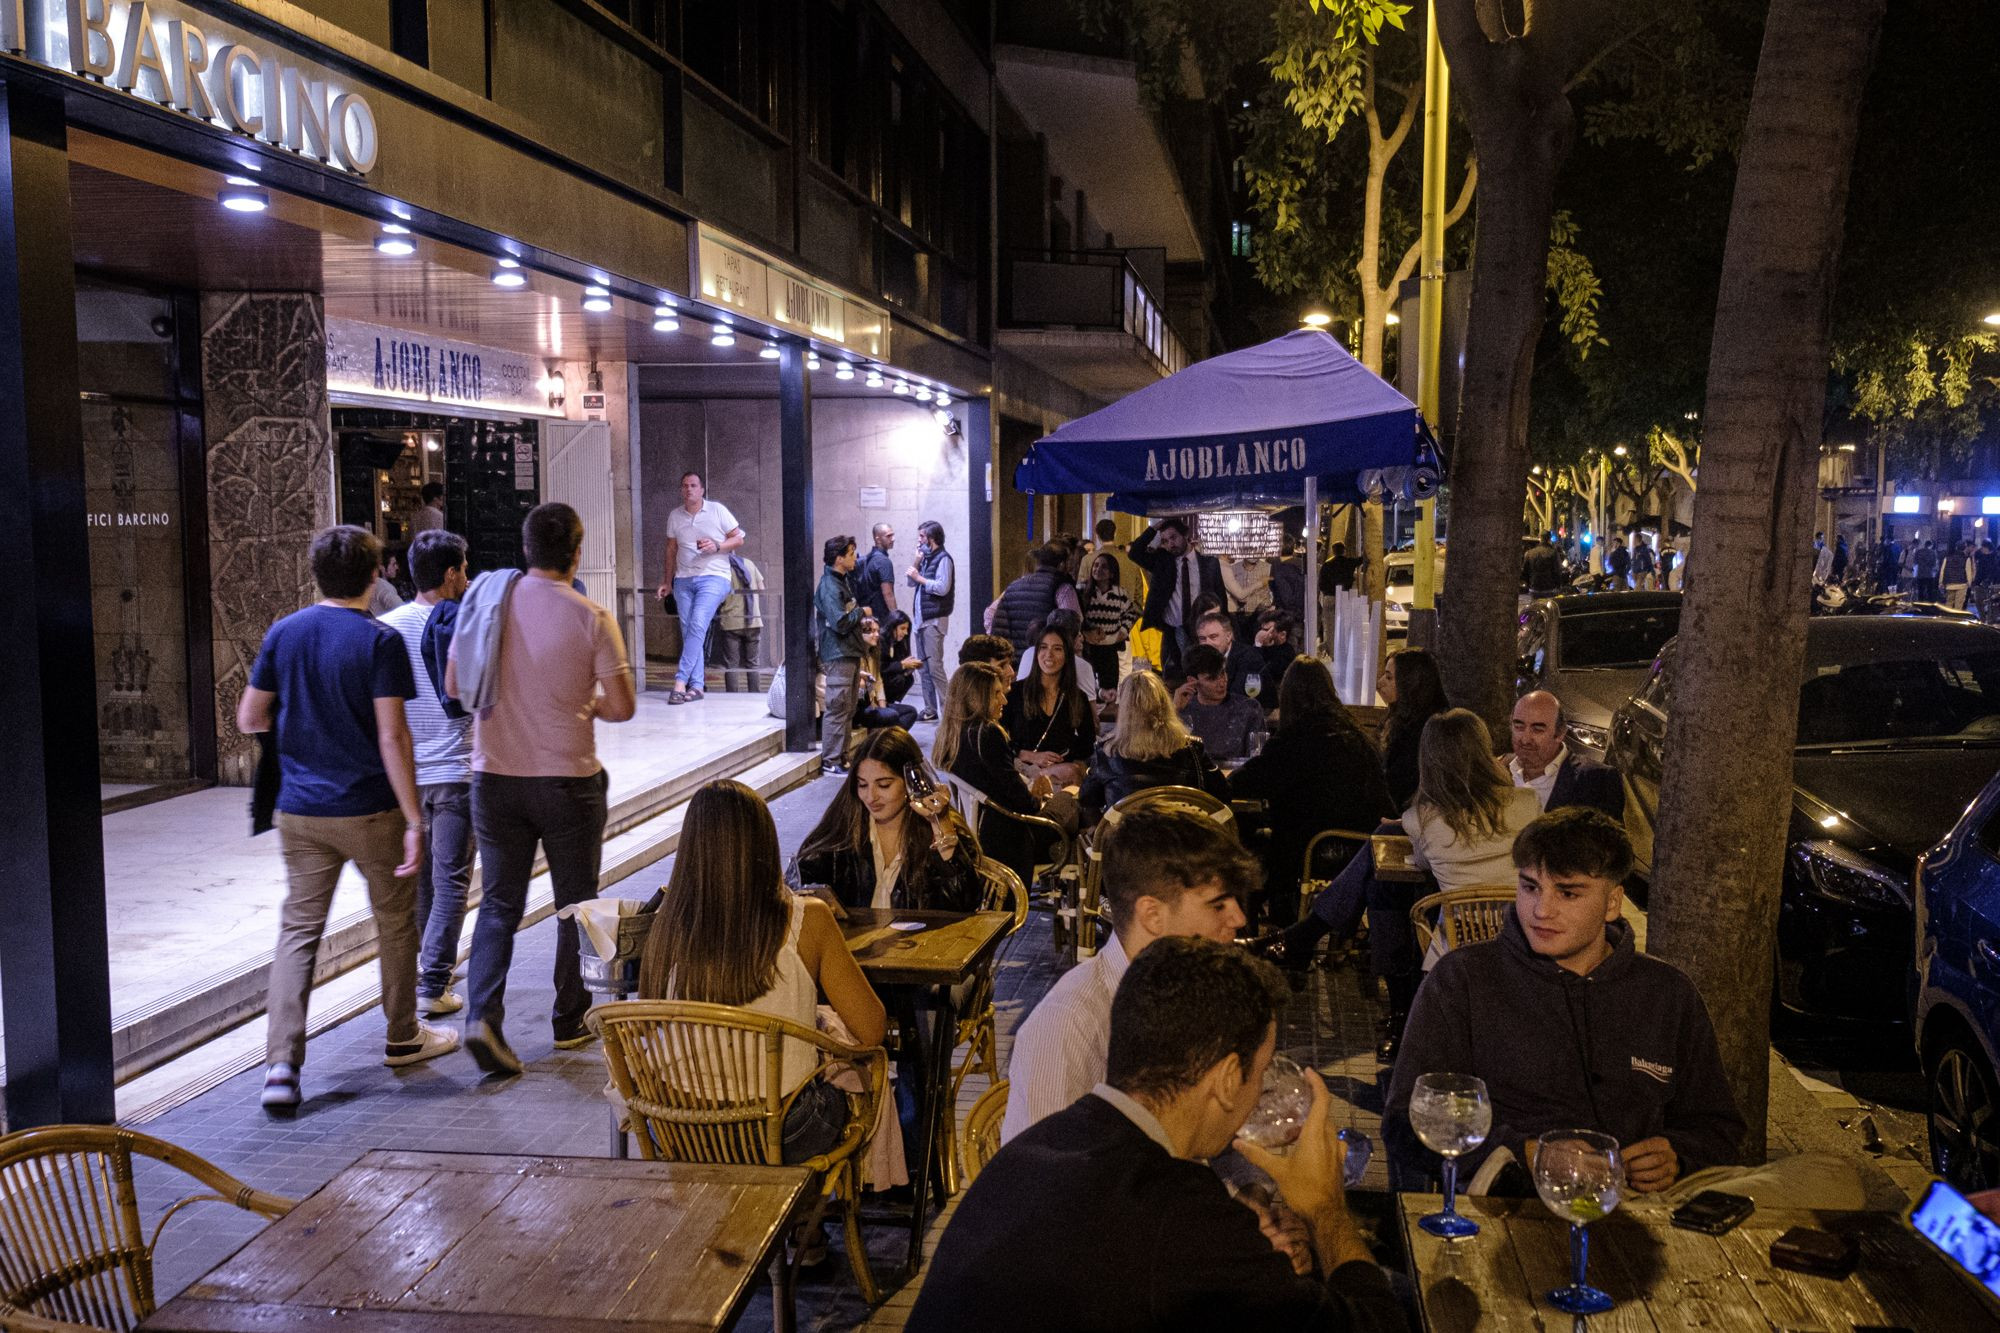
[1509,690,1625,820]
[1129,517,1223,681]
[909,938,1403,1333]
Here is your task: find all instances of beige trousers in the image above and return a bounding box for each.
[269,809,419,1066]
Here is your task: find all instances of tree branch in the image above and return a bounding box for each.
[1379,73,1422,163]
[1364,49,1383,145]
[1391,156,1480,290]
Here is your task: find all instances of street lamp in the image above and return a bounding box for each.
[1983,312,2000,326]
[1300,304,1334,329]
[1613,444,1629,457]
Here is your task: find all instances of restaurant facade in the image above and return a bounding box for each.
[0,0,1046,1127]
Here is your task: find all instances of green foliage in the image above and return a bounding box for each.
[1267,0,1412,140]
[1546,212,1607,357]
[1836,334,2000,480]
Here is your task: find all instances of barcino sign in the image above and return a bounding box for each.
[1,0,379,174]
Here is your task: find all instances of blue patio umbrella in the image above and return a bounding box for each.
[1013,328,1439,515]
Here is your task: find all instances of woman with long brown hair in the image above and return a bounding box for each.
[637,780,885,1162]
[791,728,981,912]
[1380,647,1450,810]
[1003,614,1097,785]
[1403,708,1541,892]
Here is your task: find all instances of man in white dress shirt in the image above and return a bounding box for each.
[1000,807,1256,1142]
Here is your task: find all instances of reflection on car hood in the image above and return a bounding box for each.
[1793,747,2000,866]
[1550,668,1650,729]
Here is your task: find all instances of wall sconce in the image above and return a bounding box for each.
[543,370,567,411]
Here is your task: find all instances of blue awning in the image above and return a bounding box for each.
[1014,328,1437,514]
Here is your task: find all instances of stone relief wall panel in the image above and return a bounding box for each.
[201,293,333,784]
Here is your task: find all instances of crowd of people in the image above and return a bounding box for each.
[239,500,1862,1330]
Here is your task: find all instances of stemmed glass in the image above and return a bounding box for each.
[1533,1129,1623,1315]
[1237,1054,1372,1186]
[1245,671,1264,702]
[1410,1073,1491,1238]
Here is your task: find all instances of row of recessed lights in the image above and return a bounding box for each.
[218,178,959,408]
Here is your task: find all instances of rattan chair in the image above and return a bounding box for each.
[1077,785,1238,958]
[1410,886,1518,957]
[587,1000,888,1304]
[0,1125,294,1331]
[938,860,1029,1195]
[1297,827,1375,922]
[961,1081,1010,1187]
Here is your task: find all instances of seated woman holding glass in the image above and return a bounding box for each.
[934,660,1080,835]
[791,727,981,913]
[1077,670,1230,824]
[637,779,886,1165]
[1003,615,1098,787]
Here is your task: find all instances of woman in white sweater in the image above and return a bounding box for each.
[1403,708,1543,892]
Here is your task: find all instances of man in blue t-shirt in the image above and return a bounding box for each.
[237,525,459,1113]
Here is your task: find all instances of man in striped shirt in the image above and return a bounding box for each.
[379,531,475,1017]
[999,808,1257,1142]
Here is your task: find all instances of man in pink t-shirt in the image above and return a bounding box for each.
[448,503,637,1076]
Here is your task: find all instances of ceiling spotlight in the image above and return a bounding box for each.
[374,228,416,256]
[807,352,821,370]
[936,393,952,409]
[218,179,268,213]
[492,268,526,288]
[497,256,521,270]
[760,342,781,359]
[892,380,910,396]
[381,222,411,235]
[711,320,736,348]
[915,385,933,402]
[653,305,680,332]
[865,370,884,388]
[834,362,855,381]
[582,284,612,313]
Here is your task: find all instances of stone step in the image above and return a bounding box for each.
[99,727,787,1091]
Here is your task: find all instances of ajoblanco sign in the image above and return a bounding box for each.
[1143,437,1310,484]
[327,319,553,419]
[1,0,379,174]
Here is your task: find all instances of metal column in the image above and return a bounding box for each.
[0,84,116,1126]
[778,343,817,753]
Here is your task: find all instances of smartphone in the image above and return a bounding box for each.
[1907,1177,2000,1301]
[1671,1189,1755,1236]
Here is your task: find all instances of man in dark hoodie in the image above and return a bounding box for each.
[1384,807,1746,1195]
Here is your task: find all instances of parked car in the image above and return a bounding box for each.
[1516,591,1682,757]
[1608,615,2000,1024]
[1914,770,2000,1190]
[1383,544,1446,638]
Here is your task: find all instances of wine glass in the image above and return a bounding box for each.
[1245,671,1263,701]
[1410,1072,1491,1238]
[1533,1129,1623,1315]
[1235,1055,1372,1187]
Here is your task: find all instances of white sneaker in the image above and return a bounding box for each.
[260,1062,300,1114]
[384,1019,460,1067]
[419,990,464,1016]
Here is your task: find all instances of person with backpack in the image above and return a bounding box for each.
[817,535,873,774]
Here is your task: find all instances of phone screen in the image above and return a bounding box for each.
[1909,1178,2000,1298]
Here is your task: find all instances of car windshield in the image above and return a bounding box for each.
[1559,608,1681,669]
[1796,650,2000,746]
[1387,565,1413,586]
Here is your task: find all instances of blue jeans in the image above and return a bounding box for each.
[467,770,609,1035]
[415,782,474,996]
[673,575,730,690]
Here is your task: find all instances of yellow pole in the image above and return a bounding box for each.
[1413,0,1448,613]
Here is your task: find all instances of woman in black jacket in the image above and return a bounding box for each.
[790,728,981,912]
[1380,647,1449,810]
[1230,659,1394,926]
[1078,671,1229,824]
[1003,616,1098,785]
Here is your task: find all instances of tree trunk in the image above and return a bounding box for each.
[1647,0,1884,1160]
[1432,98,1571,730]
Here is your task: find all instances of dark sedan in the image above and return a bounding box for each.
[1608,616,2000,1024]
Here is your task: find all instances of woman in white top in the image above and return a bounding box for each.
[1402,708,1544,893]
[638,780,885,1163]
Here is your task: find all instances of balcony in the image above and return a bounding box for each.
[999,249,1188,399]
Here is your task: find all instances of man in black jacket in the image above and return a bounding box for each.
[911,937,1405,1333]
[1130,517,1221,680]
[1509,691,1624,819]
[1384,809,1746,1195]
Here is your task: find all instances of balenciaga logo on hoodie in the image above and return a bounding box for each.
[1631,1057,1674,1084]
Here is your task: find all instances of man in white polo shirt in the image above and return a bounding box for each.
[655,471,745,704]
[1000,806,1254,1142]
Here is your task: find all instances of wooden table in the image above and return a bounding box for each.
[1398,1193,1998,1330]
[1373,832,1427,883]
[141,1151,812,1333]
[841,907,1010,1276]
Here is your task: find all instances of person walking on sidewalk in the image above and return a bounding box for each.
[238,525,458,1114]
[656,471,745,704]
[379,530,475,1019]
[818,535,873,772]
[906,521,955,721]
[452,503,638,1076]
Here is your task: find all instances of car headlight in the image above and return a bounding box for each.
[1566,721,1610,752]
[1791,839,1910,910]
